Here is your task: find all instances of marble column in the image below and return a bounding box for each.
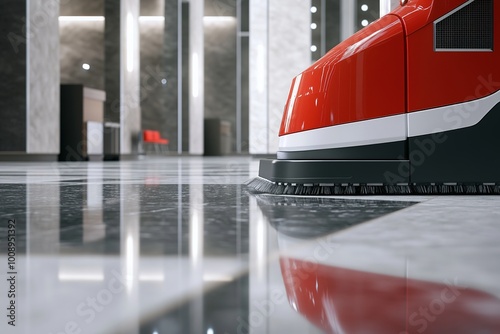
[380,0,400,16]
[105,0,141,156]
[0,0,59,157]
[340,0,356,41]
[164,0,180,152]
[249,0,311,154]
[249,1,268,154]
[268,0,311,153]
[28,0,60,154]
[189,0,205,155]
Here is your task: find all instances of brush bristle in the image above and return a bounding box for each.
[245,177,500,195]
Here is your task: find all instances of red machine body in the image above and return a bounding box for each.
[280,0,499,135]
[280,14,406,134]
[254,0,500,191]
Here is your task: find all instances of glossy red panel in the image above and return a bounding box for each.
[279,15,406,136]
[279,0,499,137]
[404,2,500,112]
[280,257,500,334]
[392,0,468,35]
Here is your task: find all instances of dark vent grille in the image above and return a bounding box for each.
[435,0,493,50]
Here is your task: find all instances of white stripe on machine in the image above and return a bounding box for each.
[279,114,407,152]
[279,90,500,152]
[408,90,500,137]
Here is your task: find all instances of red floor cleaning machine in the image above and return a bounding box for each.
[248,0,500,195]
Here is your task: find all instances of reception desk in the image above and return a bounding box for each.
[59,85,111,161]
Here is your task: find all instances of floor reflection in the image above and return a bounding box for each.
[271,199,500,334]
[279,257,500,334]
[12,183,251,257]
[0,164,255,334]
[0,158,499,334]
[140,195,417,334]
[254,195,416,239]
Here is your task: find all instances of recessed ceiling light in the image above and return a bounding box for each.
[311,23,317,30]
[59,16,105,22]
[310,6,317,13]
[82,63,90,70]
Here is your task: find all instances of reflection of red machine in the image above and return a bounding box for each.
[255,193,500,333]
[251,0,500,195]
[280,257,500,334]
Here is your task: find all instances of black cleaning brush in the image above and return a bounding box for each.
[245,177,500,196]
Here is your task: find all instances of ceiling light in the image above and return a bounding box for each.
[203,274,233,282]
[310,6,317,13]
[311,23,317,30]
[310,45,318,52]
[361,20,369,27]
[59,16,105,22]
[361,4,369,11]
[138,16,165,22]
[82,63,90,71]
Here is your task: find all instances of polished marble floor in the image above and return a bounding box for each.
[0,156,499,334]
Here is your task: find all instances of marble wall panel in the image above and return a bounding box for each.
[140,0,179,152]
[104,0,121,125]
[60,0,104,16]
[0,0,60,154]
[204,17,237,152]
[162,0,179,151]
[141,0,164,16]
[326,0,341,50]
[205,0,236,16]
[240,36,249,152]
[140,22,168,140]
[0,0,27,152]
[182,2,190,152]
[60,21,105,90]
